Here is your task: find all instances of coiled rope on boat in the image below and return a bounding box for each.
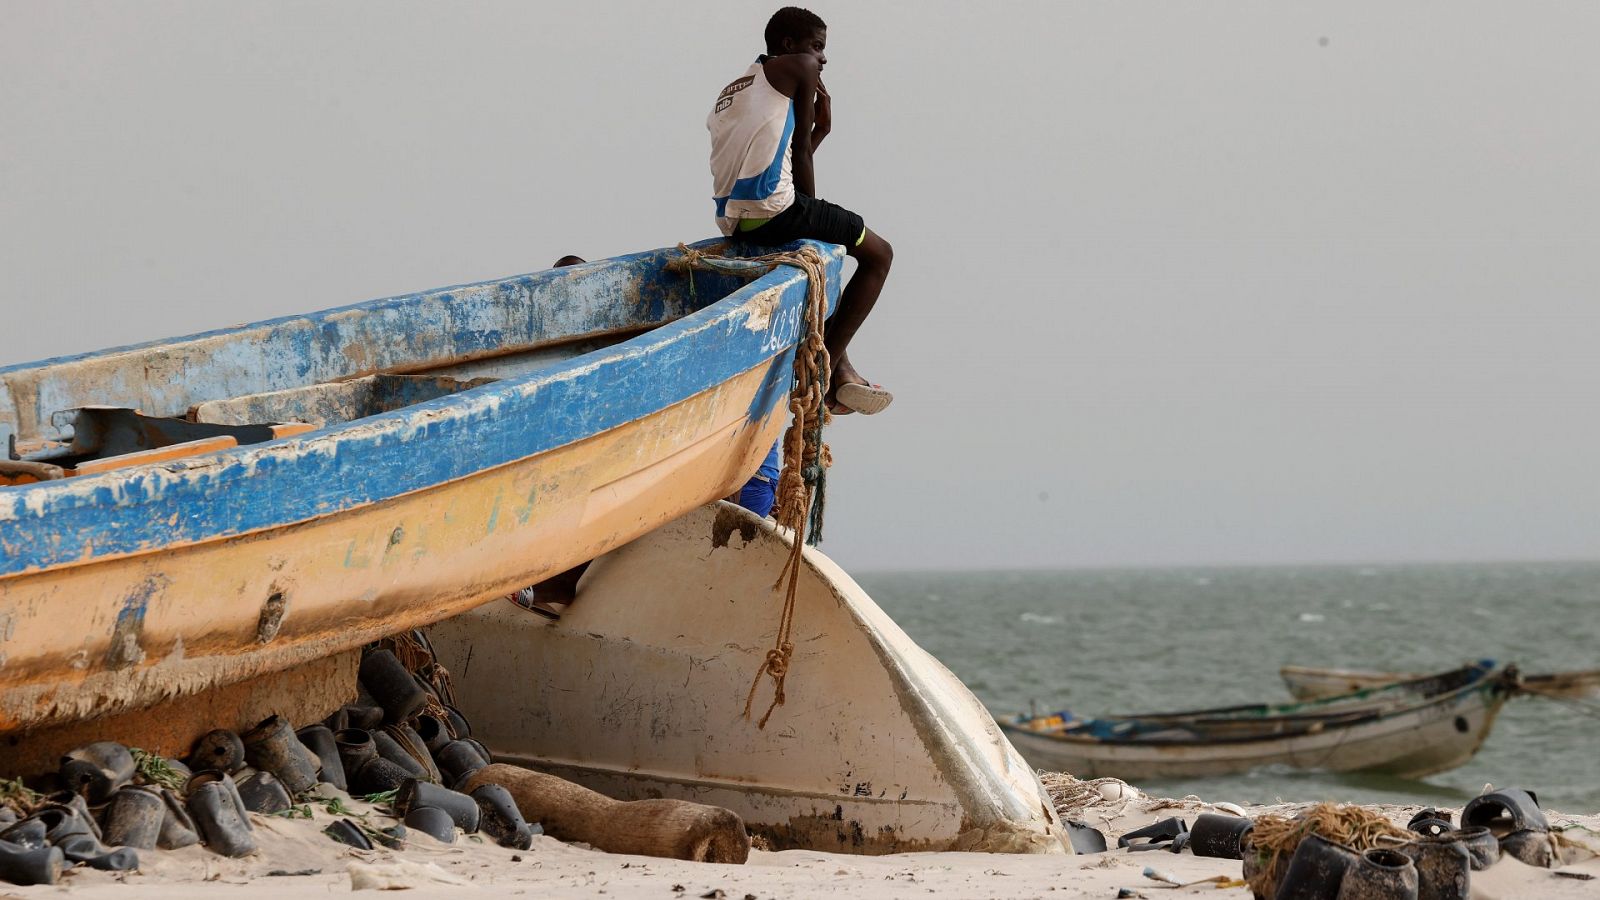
[672,243,832,728]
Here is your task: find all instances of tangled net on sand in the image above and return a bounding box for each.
[1037,771,1134,818]
[1245,803,1413,897]
[0,777,43,816]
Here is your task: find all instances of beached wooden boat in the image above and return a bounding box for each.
[1000,663,1517,780]
[426,502,1069,856]
[1281,663,1600,702]
[0,240,843,737]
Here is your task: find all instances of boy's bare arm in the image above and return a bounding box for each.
[811,79,830,151]
[763,54,821,195]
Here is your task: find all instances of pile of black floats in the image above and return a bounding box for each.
[1076,785,1565,900]
[316,644,539,851]
[0,639,538,886]
[1459,788,1557,869]
[1,742,168,885]
[1239,787,1559,900]
[1107,812,1255,858]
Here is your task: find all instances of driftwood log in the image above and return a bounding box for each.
[462,764,751,864]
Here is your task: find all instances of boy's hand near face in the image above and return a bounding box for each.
[812,78,831,149]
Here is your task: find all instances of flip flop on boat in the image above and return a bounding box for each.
[833,382,894,415]
[507,588,567,620]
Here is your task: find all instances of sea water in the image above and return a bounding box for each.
[858,562,1600,811]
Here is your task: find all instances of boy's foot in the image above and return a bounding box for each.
[827,354,893,415]
[505,563,586,620]
[833,381,893,415]
[508,586,569,620]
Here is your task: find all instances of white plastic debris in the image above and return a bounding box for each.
[1097,779,1139,802]
[1141,866,1182,885]
[1213,802,1248,817]
[349,860,472,890]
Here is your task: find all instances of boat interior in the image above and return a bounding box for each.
[1,244,755,486]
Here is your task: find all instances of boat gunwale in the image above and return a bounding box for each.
[0,239,844,576]
[1002,695,1504,778]
[1002,664,1509,749]
[1282,664,1599,692]
[1120,661,1497,720]
[0,250,689,380]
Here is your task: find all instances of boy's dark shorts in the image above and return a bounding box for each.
[741,193,865,249]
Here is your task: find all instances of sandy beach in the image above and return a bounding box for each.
[9,780,1596,900]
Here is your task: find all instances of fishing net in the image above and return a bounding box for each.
[1244,803,1412,897]
[1036,771,1133,818]
[0,776,43,817]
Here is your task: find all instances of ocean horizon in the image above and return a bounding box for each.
[858,560,1600,811]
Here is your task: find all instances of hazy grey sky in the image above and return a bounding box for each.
[4,2,1597,571]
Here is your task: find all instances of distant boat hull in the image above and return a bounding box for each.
[427,503,1068,856]
[1002,665,1514,781]
[1281,664,1600,701]
[0,242,843,735]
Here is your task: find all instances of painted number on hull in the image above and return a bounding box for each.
[762,304,802,354]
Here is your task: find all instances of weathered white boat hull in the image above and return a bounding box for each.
[428,502,1067,855]
[1003,688,1508,781]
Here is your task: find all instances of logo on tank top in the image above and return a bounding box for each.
[714,75,755,114]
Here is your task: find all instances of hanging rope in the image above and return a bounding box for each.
[671,243,832,728]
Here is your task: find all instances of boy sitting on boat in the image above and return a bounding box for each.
[708,6,894,416]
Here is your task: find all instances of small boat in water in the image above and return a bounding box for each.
[426,502,1068,855]
[1281,663,1600,702]
[0,240,842,735]
[1001,663,1517,780]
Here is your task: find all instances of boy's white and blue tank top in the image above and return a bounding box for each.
[707,58,795,236]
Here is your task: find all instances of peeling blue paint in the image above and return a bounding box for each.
[515,484,539,526]
[747,349,800,423]
[105,575,165,668]
[114,591,149,633]
[1,242,759,447]
[0,240,844,576]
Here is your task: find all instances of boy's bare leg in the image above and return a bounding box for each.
[826,228,893,399]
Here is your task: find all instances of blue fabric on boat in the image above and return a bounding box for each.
[756,440,781,483]
[736,441,782,517]
[1033,711,1159,740]
[738,477,776,517]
